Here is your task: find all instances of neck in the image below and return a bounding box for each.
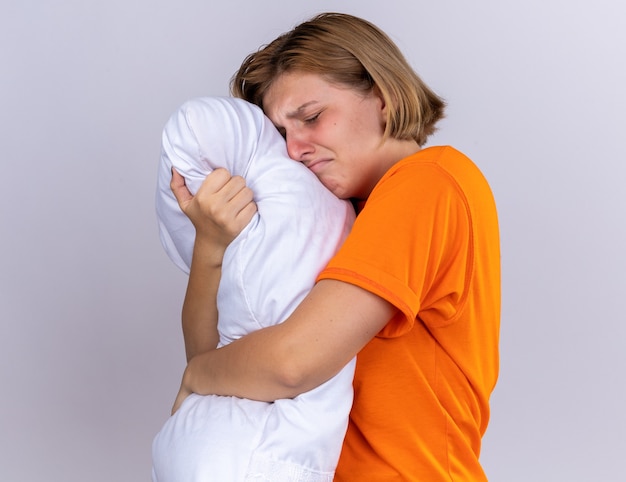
[380,138,421,174]
[355,139,421,203]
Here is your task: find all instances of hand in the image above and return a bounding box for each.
[170,357,205,415]
[171,363,195,415]
[171,379,192,416]
[171,168,257,248]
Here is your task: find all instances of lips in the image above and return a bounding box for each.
[306,158,331,174]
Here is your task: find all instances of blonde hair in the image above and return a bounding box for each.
[231,12,446,146]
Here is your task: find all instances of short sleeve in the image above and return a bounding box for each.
[318,160,473,337]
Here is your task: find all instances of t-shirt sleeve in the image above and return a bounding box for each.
[318,161,473,338]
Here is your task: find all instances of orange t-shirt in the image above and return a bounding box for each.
[318,146,500,481]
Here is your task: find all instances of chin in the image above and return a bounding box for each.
[319,178,346,199]
[329,186,350,200]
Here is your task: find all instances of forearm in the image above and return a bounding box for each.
[180,280,395,402]
[181,235,225,362]
[183,323,313,402]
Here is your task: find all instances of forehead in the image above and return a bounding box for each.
[263,72,351,123]
[264,72,322,106]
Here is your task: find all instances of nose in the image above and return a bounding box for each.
[285,131,313,162]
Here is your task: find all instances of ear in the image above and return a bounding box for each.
[372,85,388,127]
[372,84,386,108]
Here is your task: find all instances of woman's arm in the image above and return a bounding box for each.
[173,278,395,408]
[180,235,223,361]
[170,169,395,411]
[170,168,257,362]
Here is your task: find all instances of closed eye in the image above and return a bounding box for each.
[304,112,321,124]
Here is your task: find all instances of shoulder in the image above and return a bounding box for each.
[366,147,465,209]
[371,146,495,212]
[381,146,478,184]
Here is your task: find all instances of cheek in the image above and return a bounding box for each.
[346,111,385,147]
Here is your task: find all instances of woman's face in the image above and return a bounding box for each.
[262,71,399,200]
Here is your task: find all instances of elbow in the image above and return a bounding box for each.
[277,368,307,398]
[257,322,341,400]
[272,353,318,399]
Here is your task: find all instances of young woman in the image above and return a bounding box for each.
[171,12,501,481]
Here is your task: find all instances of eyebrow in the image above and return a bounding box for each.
[286,101,320,119]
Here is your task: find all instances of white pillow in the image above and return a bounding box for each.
[152,97,356,482]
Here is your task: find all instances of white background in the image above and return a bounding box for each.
[1,1,624,480]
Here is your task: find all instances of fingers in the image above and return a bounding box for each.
[195,169,243,211]
[230,184,257,230]
[171,168,257,241]
[202,174,255,226]
[171,385,191,416]
[226,177,257,230]
[171,167,235,215]
[170,168,193,210]
[195,171,256,230]
[195,168,231,196]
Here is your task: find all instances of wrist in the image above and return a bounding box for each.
[191,235,227,268]
[184,353,210,396]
